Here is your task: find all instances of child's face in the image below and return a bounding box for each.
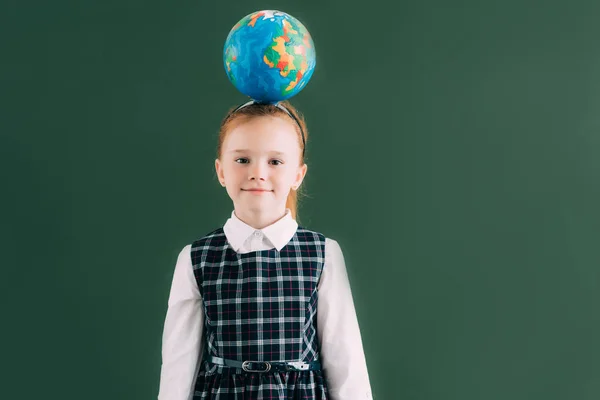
[215,116,307,217]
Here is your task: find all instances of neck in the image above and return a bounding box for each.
[234,207,287,229]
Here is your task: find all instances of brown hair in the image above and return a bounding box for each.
[217,100,308,220]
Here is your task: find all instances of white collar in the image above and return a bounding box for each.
[223,209,298,252]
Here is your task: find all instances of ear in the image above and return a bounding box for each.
[215,158,226,187]
[292,163,308,190]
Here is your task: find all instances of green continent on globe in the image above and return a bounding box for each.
[224,46,237,84]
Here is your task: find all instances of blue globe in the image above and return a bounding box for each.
[223,10,316,103]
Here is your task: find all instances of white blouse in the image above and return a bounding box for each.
[158,210,373,400]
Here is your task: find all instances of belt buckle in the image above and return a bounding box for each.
[287,361,309,370]
[242,360,271,373]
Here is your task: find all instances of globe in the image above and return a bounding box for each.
[223,10,316,103]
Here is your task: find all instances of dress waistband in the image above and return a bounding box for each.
[206,355,321,373]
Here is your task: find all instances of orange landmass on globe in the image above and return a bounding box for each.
[271,37,295,77]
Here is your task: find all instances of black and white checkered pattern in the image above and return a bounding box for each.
[190,227,329,399]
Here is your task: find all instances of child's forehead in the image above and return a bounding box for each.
[223,136,298,155]
[231,115,296,133]
[224,117,299,150]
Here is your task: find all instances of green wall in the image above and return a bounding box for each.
[2,1,600,398]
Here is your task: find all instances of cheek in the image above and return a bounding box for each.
[276,168,297,185]
[224,164,243,180]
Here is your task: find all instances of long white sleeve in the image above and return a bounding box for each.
[158,245,204,400]
[317,239,373,399]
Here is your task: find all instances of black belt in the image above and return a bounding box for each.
[206,355,321,373]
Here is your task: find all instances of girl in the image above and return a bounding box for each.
[158,101,373,399]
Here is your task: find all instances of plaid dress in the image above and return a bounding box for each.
[190,226,329,400]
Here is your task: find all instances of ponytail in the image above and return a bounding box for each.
[286,189,298,221]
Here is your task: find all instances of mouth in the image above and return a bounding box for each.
[242,189,272,193]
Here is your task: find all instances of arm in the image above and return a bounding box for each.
[158,245,204,400]
[317,239,373,399]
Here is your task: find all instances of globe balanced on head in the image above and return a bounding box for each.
[223,10,316,104]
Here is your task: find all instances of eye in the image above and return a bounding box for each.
[270,159,283,166]
[235,158,249,164]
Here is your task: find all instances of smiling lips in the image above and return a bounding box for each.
[242,188,272,193]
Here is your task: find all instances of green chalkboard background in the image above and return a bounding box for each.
[2,0,600,399]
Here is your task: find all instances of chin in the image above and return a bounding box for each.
[244,201,282,214]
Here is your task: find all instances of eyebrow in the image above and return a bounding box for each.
[229,149,287,156]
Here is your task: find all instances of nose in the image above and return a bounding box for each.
[248,162,267,181]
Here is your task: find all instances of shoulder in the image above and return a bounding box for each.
[295,226,326,248]
[325,237,342,251]
[297,226,345,264]
[182,228,229,267]
[174,243,193,266]
[296,226,344,255]
[324,237,345,263]
[190,227,227,249]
